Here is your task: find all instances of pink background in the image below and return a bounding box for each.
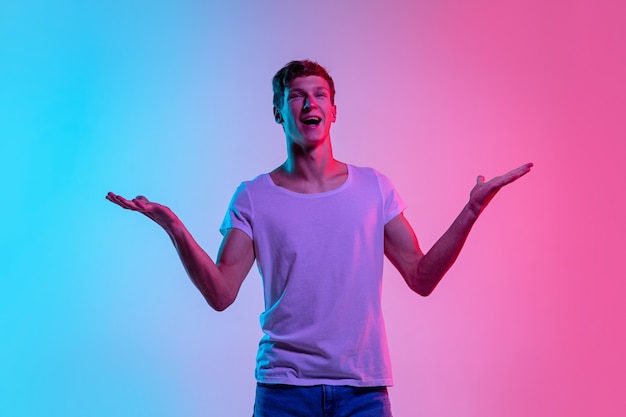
[1,0,624,415]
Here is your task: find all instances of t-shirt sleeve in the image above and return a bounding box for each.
[219,182,254,240]
[375,170,407,224]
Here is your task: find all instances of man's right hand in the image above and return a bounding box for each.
[106,192,180,231]
[106,192,254,310]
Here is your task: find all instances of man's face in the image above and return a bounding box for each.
[274,75,337,148]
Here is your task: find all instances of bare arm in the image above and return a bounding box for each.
[384,163,533,296]
[106,193,254,311]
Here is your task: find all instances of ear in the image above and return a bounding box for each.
[273,106,283,124]
[331,105,337,123]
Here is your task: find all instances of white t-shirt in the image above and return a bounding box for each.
[220,164,406,387]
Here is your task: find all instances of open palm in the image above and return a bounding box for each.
[468,163,533,215]
[105,192,179,230]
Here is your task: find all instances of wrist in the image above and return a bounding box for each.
[162,215,185,236]
[464,202,482,221]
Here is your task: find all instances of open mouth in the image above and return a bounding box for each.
[302,117,321,126]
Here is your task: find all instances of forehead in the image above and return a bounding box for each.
[286,75,331,93]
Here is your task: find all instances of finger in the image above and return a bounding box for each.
[518,162,533,176]
[131,197,150,211]
[476,175,485,184]
[510,162,533,175]
[106,192,124,205]
[507,163,534,181]
[491,163,533,187]
[106,191,124,202]
[107,193,141,210]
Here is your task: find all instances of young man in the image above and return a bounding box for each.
[107,60,532,416]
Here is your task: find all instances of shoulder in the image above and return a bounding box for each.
[227,174,273,207]
[237,173,273,193]
[347,164,392,186]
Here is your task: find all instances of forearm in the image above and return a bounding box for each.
[411,204,479,295]
[106,192,250,310]
[387,163,532,296]
[164,220,235,311]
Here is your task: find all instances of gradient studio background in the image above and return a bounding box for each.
[1,0,624,416]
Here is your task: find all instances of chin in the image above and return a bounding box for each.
[304,136,328,146]
[302,130,329,142]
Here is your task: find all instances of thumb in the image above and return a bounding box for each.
[476,175,485,184]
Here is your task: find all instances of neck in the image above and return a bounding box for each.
[271,136,347,194]
[284,138,338,181]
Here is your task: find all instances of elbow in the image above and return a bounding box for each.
[408,261,443,297]
[417,288,434,297]
[407,269,438,297]
[210,299,233,312]
[411,282,436,297]
[211,301,229,312]
[206,293,236,312]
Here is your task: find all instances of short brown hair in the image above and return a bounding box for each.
[272,60,335,109]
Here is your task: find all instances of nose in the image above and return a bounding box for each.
[303,93,318,110]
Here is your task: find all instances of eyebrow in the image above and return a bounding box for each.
[288,87,329,94]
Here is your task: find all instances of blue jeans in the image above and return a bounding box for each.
[253,383,393,417]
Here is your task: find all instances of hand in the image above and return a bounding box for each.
[468,162,533,216]
[106,192,180,230]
